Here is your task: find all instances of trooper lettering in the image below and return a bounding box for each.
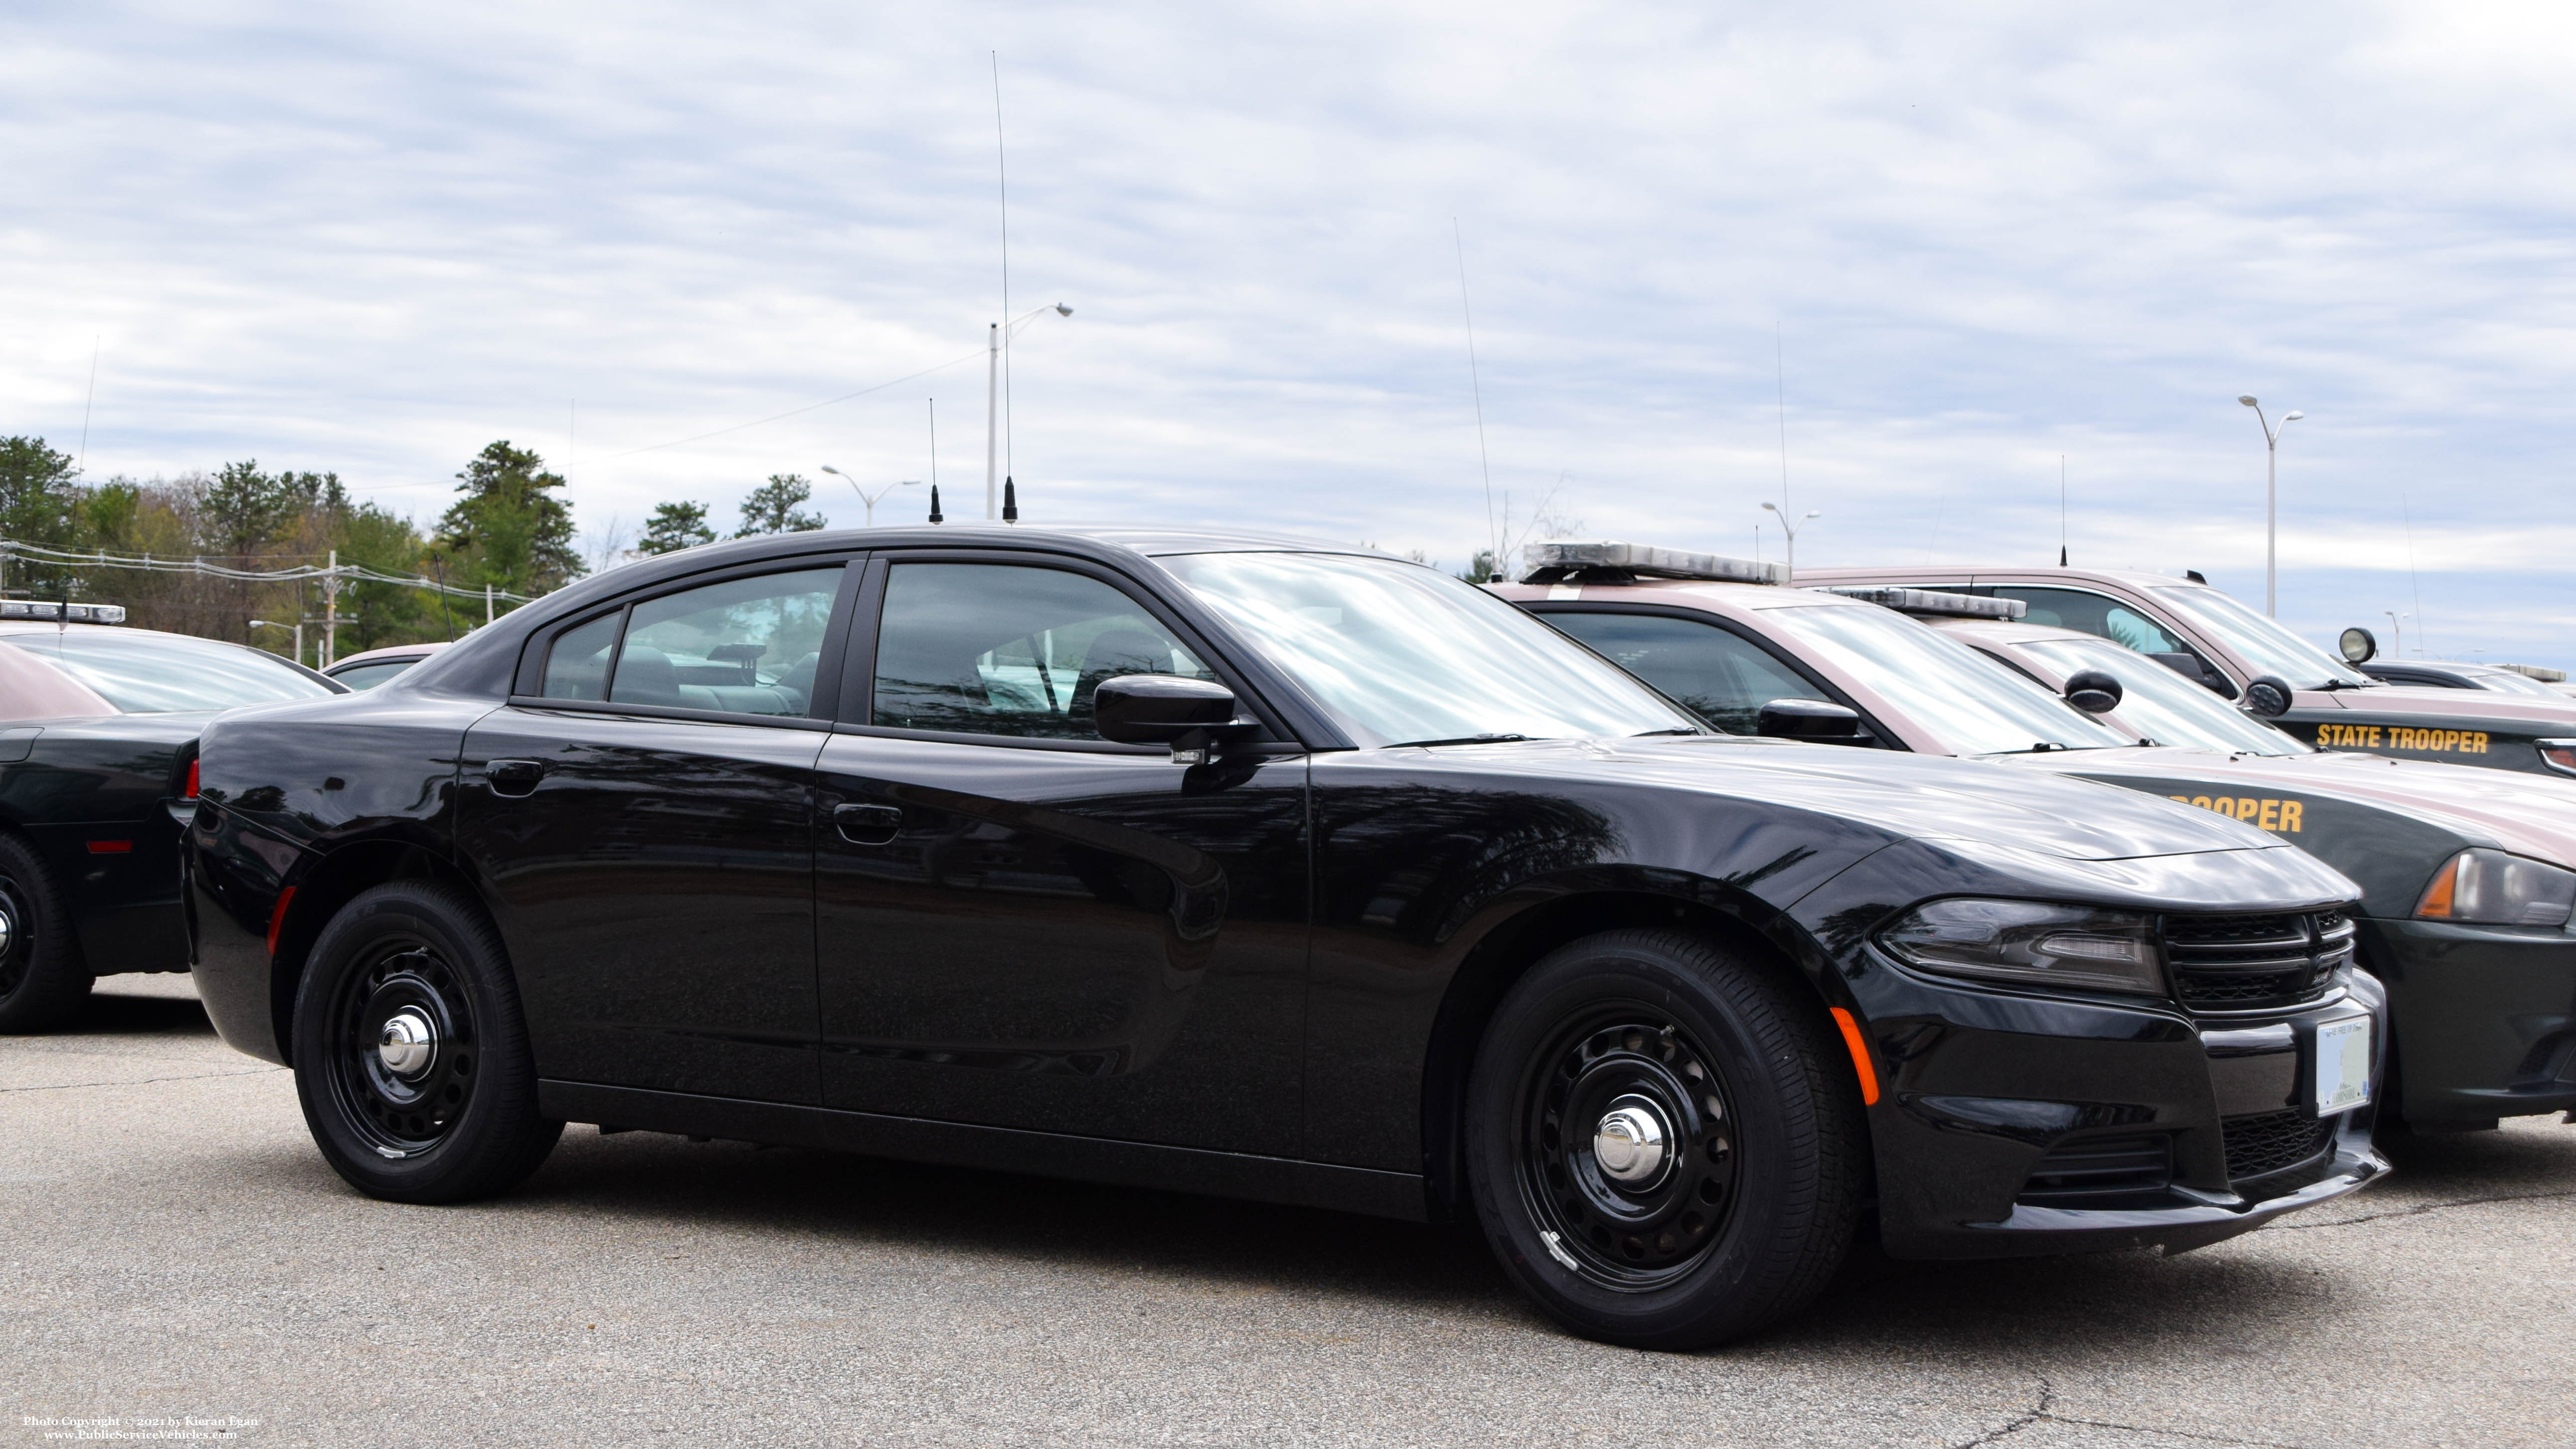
[2170,795,2304,833]
[2314,722,2489,755]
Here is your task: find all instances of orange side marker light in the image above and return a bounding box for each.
[2415,856,2459,919]
[1829,1006,1880,1106]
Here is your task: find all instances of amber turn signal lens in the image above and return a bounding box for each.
[1829,1007,1880,1106]
[2415,855,2458,919]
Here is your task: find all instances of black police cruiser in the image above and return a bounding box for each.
[184,527,2380,1348]
[0,601,344,1028]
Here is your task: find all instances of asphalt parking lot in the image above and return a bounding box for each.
[5,975,2572,1449]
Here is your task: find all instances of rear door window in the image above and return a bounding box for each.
[1987,587,2190,655]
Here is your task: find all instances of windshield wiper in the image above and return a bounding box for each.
[1389,733,1532,749]
[1629,727,1702,737]
[2315,678,2377,690]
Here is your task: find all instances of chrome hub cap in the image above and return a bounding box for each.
[377,1008,437,1079]
[1592,1098,1671,1187]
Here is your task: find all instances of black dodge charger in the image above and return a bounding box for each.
[184,526,2385,1347]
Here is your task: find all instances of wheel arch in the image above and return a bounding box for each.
[1416,882,1841,1222]
[268,838,481,1055]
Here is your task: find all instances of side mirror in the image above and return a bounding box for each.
[2338,627,2378,665]
[1093,674,1241,745]
[2243,675,2295,718]
[1756,697,1863,740]
[2063,669,2124,714]
[2147,650,2238,700]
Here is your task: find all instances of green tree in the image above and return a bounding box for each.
[735,474,826,537]
[639,500,716,555]
[200,461,297,558]
[331,500,434,652]
[435,441,582,603]
[0,436,83,594]
[1457,549,1503,584]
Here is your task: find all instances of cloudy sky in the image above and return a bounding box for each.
[6,1,2573,665]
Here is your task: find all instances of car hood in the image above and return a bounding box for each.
[2299,683,2576,729]
[1402,735,2290,863]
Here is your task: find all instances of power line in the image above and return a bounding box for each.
[594,347,987,462]
[0,538,532,603]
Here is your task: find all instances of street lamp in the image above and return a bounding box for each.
[820,467,918,527]
[2237,396,2304,617]
[987,303,1075,521]
[2385,610,2407,660]
[1762,502,1820,582]
[249,618,303,667]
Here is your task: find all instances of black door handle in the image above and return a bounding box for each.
[834,803,903,845]
[488,759,546,797]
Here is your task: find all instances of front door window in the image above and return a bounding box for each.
[871,563,1211,737]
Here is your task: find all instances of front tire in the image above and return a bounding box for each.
[1464,928,1866,1349]
[0,832,94,1032]
[291,882,561,1203]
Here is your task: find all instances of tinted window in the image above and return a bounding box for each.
[540,612,621,701]
[1988,587,2191,655]
[600,568,841,716]
[1162,553,1698,745]
[873,563,1210,739]
[324,660,418,691]
[0,632,339,712]
[1546,611,1832,735]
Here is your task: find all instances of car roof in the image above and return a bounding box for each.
[1796,564,2200,590]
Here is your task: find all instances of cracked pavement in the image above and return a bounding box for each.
[4,975,2570,1448]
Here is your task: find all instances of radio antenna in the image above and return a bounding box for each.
[993,53,1014,512]
[1454,219,1496,573]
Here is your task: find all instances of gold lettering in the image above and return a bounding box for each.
[2368,726,2383,747]
[2238,797,2261,819]
[2474,732,2489,754]
[2259,800,2281,831]
[2192,795,2214,810]
[2280,800,2303,832]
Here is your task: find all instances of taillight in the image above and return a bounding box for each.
[184,758,200,798]
[2540,740,2576,777]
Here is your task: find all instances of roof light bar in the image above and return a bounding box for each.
[1520,540,1788,586]
[2500,662,2569,683]
[0,600,127,624]
[1811,585,2027,621]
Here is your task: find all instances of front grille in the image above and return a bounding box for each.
[2162,911,2351,1014]
[2019,1134,2173,1203]
[2222,1108,2338,1186]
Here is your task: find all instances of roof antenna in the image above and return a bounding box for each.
[2185,569,2207,584]
[1002,477,1018,523]
[927,484,944,524]
[2059,454,2068,566]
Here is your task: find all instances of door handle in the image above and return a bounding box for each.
[487,759,546,798]
[834,803,903,846]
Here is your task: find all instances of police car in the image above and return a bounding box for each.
[1797,564,2576,782]
[1494,542,2575,1135]
[184,524,2378,1349]
[0,600,344,1028]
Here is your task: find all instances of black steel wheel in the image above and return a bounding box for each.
[292,881,560,1203]
[1516,1008,1740,1288]
[1464,928,1867,1350]
[0,832,94,1032]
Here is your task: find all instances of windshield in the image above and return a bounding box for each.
[1160,552,1700,745]
[2467,668,2567,699]
[1,632,341,712]
[2146,585,2372,690]
[2014,637,2307,757]
[1757,604,2131,755]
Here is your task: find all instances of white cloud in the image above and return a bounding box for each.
[2,0,2573,662]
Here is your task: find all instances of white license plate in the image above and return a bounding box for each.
[2315,1015,2373,1116]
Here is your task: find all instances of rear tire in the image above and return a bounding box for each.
[291,881,561,1203]
[0,833,94,1032]
[1464,928,1866,1349]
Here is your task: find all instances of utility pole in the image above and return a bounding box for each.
[985,322,1000,521]
[323,549,339,667]
[485,583,495,629]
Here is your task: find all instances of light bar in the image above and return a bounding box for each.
[0,600,127,624]
[2500,662,2569,683]
[1520,540,1788,586]
[1811,585,2027,620]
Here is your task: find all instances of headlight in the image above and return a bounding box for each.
[1879,899,2165,995]
[2414,848,2576,928]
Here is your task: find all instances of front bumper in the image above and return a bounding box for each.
[2363,917,2576,1127]
[1856,963,2389,1260]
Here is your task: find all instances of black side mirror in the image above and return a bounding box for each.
[1094,674,1241,745]
[2063,669,2124,714]
[2243,675,2295,719]
[1756,698,1863,740]
[2147,651,2238,700]
[2338,627,2378,665]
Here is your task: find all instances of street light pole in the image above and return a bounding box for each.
[249,618,303,667]
[2385,610,2405,661]
[2237,396,2304,617]
[820,467,919,526]
[1762,503,1820,582]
